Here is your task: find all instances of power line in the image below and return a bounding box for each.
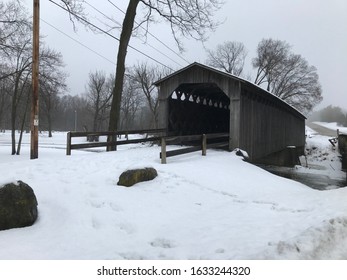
[41,18,116,67]
[85,0,183,67]
[107,0,191,65]
[85,1,122,28]
[40,19,139,80]
[48,0,175,71]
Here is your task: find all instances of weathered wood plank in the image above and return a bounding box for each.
[67,128,166,154]
[160,146,201,158]
[161,138,167,164]
[70,142,111,149]
[202,134,207,156]
[66,132,71,155]
[116,136,161,145]
[69,128,166,138]
[207,141,229,149]
[70,136,161,150]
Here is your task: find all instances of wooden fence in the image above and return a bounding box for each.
[160,133,229,164]
[66,129,230,163]
[66,128,166,155]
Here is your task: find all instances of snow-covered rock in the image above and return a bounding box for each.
[0,181,38,231]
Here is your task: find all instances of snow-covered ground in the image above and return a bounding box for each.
[292,126,346,183]
[313,121,347,134]
[0,129,347,260]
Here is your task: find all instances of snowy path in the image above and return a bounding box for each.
[306,122,338,137]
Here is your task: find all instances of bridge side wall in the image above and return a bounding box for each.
[239,84,306,161]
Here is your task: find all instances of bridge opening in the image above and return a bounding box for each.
[168,83,230,136]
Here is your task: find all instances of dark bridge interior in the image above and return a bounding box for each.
[168,83,230,136]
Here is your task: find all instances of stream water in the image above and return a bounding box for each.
[257,165,347,191]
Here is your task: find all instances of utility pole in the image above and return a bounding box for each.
[31,0,40,159]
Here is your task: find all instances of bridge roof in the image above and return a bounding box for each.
[154,62,306,120]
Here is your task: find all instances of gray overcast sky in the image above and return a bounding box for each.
[24,0,347,112]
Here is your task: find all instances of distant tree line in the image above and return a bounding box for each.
[308,106,347,127]
[1,63,165,134]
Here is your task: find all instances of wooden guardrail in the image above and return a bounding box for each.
[338,131,347,171]
[66,128,166,155]
[160,133,229,164]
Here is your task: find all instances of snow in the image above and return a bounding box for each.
[313,121,347,134]
[0,129,347,260]
[295,127,346,182]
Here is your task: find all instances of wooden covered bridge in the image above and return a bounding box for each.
[154,62,306,165]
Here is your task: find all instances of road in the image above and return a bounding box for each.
[306,122,339,137]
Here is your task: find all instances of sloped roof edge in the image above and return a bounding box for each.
[153,62,245,85]
[154,62,306,119]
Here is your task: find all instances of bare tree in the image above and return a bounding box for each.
[55,94,90,131]
[59,0,223,150]
[0,71,12,130]
[0,0,32,154]
[270,53,322,113]
[206,41,247,76]
[0,1,27,47]
[39,47,67,137]
[0,0,28,132]
[253,38,322,113]
[0,0,30,80]
[1,1,68,153]
[85,70,113,133]
[129,63,171,129]
[6,27,32,155]
[253,38,290,91]
[120,75,143,130]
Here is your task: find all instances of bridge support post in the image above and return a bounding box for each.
[161,138,167,164]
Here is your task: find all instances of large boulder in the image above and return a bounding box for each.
[117,167,158,187]
[0,181,38,231]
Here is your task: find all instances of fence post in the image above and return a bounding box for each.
[66,132,71,155]
[228,136,233,152]
[161,137,167,164]
[202,134,207,156]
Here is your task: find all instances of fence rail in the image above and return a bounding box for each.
[160,133,229,164]
[66,128,166,155]
[67,129,230,163]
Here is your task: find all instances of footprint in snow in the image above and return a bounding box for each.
[150,238,176,249]
[117,223,136,234]
[88,199,105,209]
[91,217,102,229]
[252,200,278,207]
[109,202,123,212]
[215,248,225,254]
[271,205,311,213]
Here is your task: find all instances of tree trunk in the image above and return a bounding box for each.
[93,107,99,133]
[107,0,139,151]
[11,77,20,155]
[17,115,26,155]
[11,111,16,155]
[48,113,52,137]
[47,94,53,137]
[17,84,31,155]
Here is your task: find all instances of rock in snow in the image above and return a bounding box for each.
[117,167,158,187]
[0,181,38,231]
